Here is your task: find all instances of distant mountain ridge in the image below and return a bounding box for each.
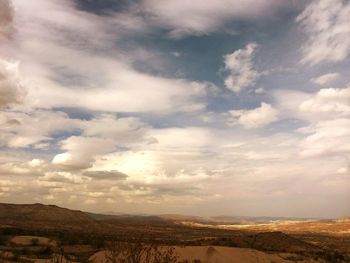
[0,202,329,254]
[89,212,317,225]
[156,214,316,225]
[0,203,332,228]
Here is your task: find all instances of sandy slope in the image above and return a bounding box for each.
[90,246,320,263]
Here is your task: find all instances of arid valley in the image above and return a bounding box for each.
[0,203,349,262]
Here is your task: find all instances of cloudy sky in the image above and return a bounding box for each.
[0,0,349,218]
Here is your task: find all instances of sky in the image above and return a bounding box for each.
[0,0,349,218]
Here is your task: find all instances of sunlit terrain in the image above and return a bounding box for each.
[181,218,350,236]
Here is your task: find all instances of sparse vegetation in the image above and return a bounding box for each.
[0,234,8,246]
[30,238,39,246]
[104,239,179,263]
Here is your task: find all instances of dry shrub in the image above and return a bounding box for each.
[104,239,178,263]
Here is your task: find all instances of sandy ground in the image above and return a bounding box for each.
[32,259,73,263]
[90,246,320,263]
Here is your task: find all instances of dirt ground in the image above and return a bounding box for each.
[90,246,323,263]
[10,235,57,246]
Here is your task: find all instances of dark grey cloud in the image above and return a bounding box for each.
[83,170,128,180]
[0,0,14,38]
[153,185,201,196]
[118,182,201,197]
[74,0,138,14]
[39,174,81,184]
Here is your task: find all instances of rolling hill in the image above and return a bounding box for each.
[0,203,101,232]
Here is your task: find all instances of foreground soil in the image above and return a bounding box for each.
[90,246,323,263]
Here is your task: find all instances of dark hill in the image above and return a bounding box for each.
[212,231,322,252]
[0,203,101,232]
[250,231,321,252]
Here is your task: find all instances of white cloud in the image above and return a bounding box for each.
[0,109,156,151]
[0,110,78,148]
[223,43,259,93]
[143,0,295,38]
[1,120,348,216]
[274,87,350,121]
[81,114,150,144]
[297,0,350,65]
[299,118,350,157]
[275,86,350,160]
[255,87,265,94]
[51,115,151,169]
[6,0,211,114]
[91,127,217,182]
[0,180,22,197]
[28,159,45,168]
[228,103,279,129]
[299,87,350,118]
[311,72,340,85]
[150,127,214,150]
[297,88,350,158]
[0,59,23,108]
[25,65,209,113]
[52,136,116,170]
